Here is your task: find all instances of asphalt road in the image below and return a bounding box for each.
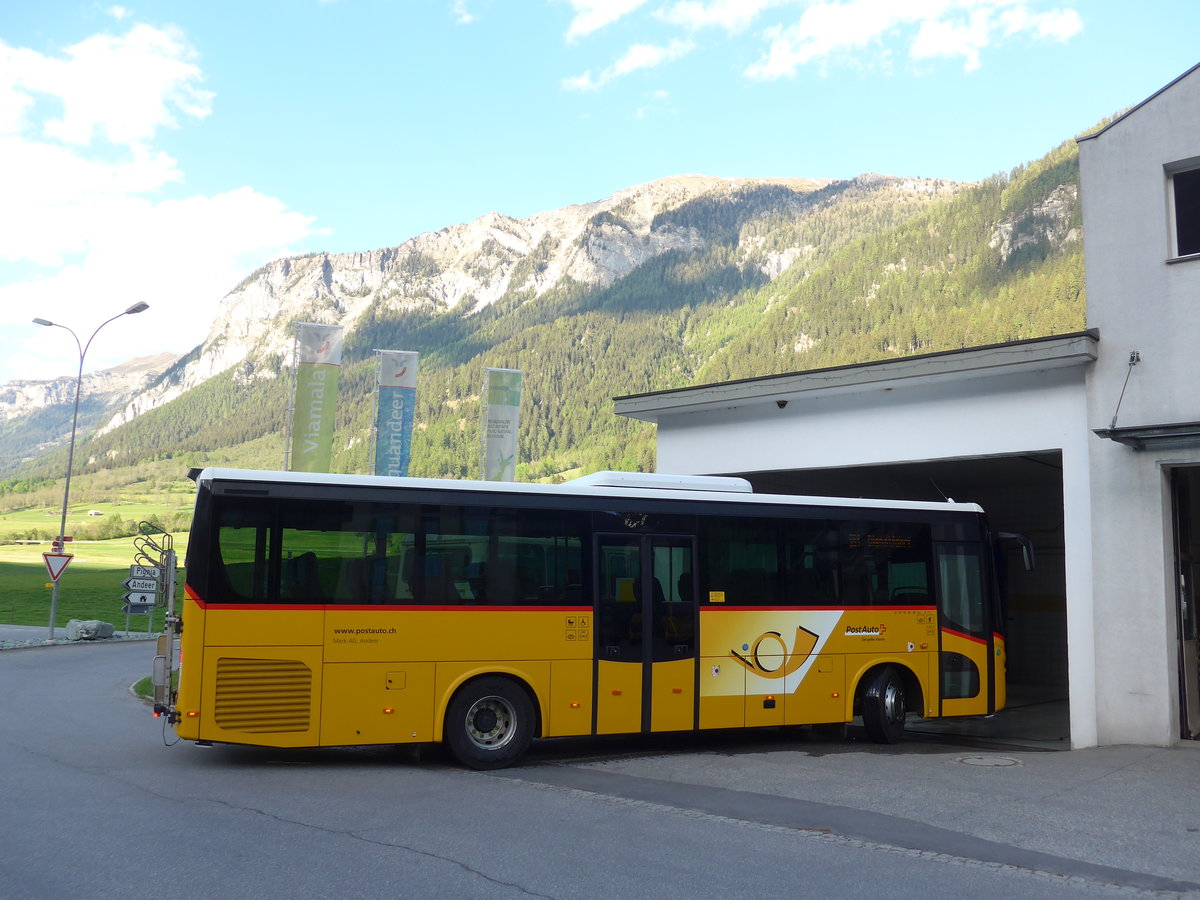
[0,641,1194,899]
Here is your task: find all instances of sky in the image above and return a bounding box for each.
[1,0,1198,387]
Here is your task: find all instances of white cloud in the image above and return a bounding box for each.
[0,22,325,385]
[911,8,992,72]
[452,1,475,25]
[12,25,214,146]
[563,38,694,90]
[999,5,1082,41]
[657,0,782,33]
[562,0,649,43]
[744,1,1084,80]
[4,187,321,382]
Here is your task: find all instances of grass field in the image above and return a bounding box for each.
[0,496,194,542]
[0,535,187,631]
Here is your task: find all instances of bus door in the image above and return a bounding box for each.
[934,542,997,717]
[594,534,697,735]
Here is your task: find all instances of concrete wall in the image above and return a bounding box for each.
[654,365,1099,747]
[1079,68,1200,746]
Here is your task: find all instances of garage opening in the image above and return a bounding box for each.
[1174,466,1200,741]
[729,452,1070,749]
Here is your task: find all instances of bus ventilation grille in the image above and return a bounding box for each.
[214,657,313,733]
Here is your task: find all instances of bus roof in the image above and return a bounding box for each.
[191,467,984,516]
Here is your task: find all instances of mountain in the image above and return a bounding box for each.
[1,138,1084,495]
[103,174,838,429]
[0,353,177,474]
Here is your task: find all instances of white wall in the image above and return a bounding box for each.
[1080,68,1200,745]
[655,365,1099,747]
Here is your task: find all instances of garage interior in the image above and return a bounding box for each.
[732,451,1071,750]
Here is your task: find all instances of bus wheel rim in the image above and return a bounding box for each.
[883,681,903,724]
[465,695,516,750]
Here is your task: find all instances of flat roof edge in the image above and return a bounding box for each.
[615,331,1098,421]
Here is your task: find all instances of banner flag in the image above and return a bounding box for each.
[481,368,522,482]
[374,350,419,477]
[289,323,344,473]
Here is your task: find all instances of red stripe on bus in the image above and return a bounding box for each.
[331,605,590,613]
[190,598,590,613]
[702,605,936,612]
[940,626,987,645]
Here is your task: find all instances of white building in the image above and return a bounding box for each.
[615,64,1200,749]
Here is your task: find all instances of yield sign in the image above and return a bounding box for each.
[43,552,74,582]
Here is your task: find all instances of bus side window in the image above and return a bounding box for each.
[211,496,272,603]
[283,551,323,603]
[701,516,781,606]
[782,521,839,606]
[838,523,932,607]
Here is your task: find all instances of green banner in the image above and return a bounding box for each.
[482,368,522,481]
[290,323,343,473]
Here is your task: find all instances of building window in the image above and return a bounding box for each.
[1172,167,1200,258]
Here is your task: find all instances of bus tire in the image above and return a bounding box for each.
[862,666,906,744]
[444,677,534,770]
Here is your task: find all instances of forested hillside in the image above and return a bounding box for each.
[2,138,1084,516]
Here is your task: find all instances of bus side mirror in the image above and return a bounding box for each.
[998,532,1035,571]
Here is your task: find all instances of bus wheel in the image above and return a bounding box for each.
[445,677,534,770]
[862,666,906,744]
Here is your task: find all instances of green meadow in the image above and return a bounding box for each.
[0,535,187,631]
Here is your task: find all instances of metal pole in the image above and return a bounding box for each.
[34,302,149,639]
[45,332,84,640]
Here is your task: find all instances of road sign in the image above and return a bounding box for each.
[129,564,162,580]
[123,603,155,615]
[124,577,159,593]
[123,590,155,606]
[43,552,73,582]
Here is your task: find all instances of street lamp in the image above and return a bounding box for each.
[33,301,150,639]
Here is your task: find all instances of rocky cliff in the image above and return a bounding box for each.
[103,175,839,429]
[0,353,176,473]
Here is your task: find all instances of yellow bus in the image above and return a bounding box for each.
[153,468,1007,769]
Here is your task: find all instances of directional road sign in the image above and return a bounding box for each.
[124,577,159,593]
[43,552,73,582]
[129,564,162,580]
[123,590,156,606]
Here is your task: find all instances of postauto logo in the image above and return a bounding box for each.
[844,623,886,635]
[729,625,819,679]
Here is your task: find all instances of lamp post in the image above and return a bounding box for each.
[33,301,150,639]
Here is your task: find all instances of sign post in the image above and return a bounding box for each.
[123,564,161,635]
